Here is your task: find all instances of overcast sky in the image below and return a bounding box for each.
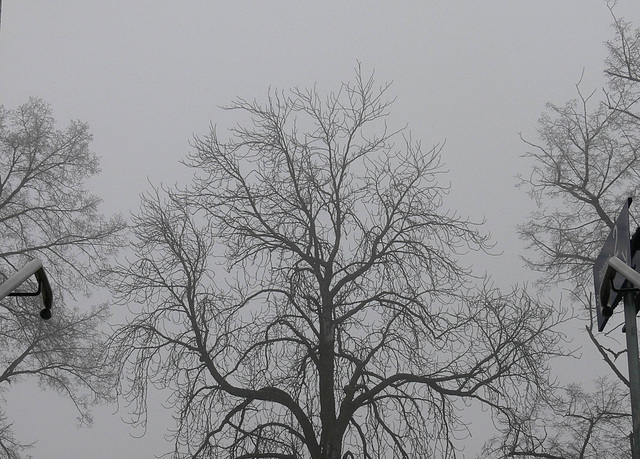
[1,1,638,458]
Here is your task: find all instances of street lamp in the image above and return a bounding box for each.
[0,259,53,320]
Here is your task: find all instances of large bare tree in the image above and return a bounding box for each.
[0,98,125,458]
[494,6,640,458]
[108,70,565,458]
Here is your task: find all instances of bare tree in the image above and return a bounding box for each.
[605,3,640,124]
[502,6,640,459]
[518,6,640,386]
[482,377,631,459]
[108,69,566,459]
[0,98,125,457]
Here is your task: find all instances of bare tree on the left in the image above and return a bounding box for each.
[0,98,125,458]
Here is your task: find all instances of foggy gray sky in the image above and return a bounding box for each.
[1,1,637,457]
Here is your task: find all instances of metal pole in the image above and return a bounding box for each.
[624,290,640,459]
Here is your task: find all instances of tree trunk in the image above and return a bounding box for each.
[318,295,341,459]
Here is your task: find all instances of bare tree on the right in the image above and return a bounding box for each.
[485,6,640,458]
[484,377,631,459]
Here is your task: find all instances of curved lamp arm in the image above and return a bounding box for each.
[0,259,53,320]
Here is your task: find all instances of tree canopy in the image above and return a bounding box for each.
[494,6,640,458]
[108,69,565,459]
[0,98,125,458]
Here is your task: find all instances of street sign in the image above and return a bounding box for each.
[594,197,632,332]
